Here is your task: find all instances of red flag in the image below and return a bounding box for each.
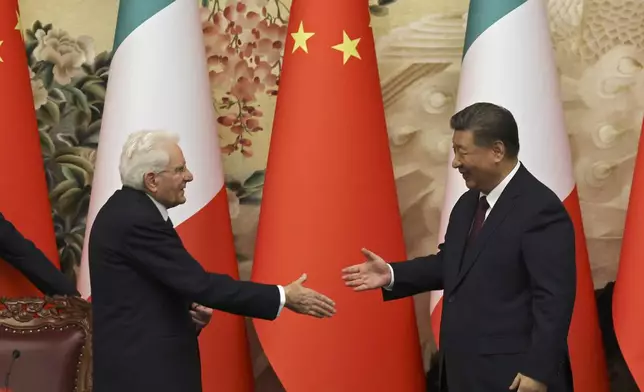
[250,0,425,390]
[613,119,644,388]
[0,1,61,296]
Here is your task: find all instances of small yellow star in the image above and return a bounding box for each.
[332,31,361,64]
[291,21,314,54]
[0,41,3,63]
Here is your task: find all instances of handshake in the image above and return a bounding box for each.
[281,248,390,319]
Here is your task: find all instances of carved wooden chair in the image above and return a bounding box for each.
[0,296,92,392]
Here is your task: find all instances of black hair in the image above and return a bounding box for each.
[450,102,520,158]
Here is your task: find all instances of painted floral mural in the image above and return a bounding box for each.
[25,20,110,282]
[20,0,644,389]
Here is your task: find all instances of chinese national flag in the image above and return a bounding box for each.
[0,1,61,296]
[250,0,426,390]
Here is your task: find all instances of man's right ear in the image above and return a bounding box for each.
[143,172,157,191]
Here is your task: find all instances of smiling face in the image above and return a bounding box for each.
[144,142,193,208]
[449,102,520,194]
[451,129,505,194]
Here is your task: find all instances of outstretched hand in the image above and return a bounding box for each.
[284,273,336,318]
[341,248,392,291]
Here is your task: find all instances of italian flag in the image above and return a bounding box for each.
[78,0,254,390]
[430,1,609,391]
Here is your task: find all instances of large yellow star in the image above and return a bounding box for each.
[291,21,314,54]
[332,31,361,64]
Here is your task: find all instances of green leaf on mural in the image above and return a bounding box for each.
[81,64,93,75]
[39,62,55,89]
[49,88,67,104]
[25,29,37,43]
[39,130,56,157]
[39,99,60,125]
[31,20,43,32]
[60,162,89,186]
[25,40,38,63]
[58,187,84,216]
[76,119,101,146]
[240,194,262,205]
[86,120,102,136]
[50,179,77,200]
[56,133,79,147]
[64,86,91,115]
[243,170,265,189]
[83,81,106,101]
[56,154,94,177]
[236,252,250,262]
[93,51,113,73]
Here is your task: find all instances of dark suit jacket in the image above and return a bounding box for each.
[384,164,576,392]
[0,212,78,296]
[89,187,281,392]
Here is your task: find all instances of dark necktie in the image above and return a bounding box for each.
[166,217,174,229]
[467,196,489,245]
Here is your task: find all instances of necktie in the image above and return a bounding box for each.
[166,217,174,229]
[467,196,489,245]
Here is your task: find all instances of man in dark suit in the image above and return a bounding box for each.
[0,212,78,296]
[89,130,336,392]
[342,102,576,392]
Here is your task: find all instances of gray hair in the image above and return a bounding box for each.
[119,130,180,190]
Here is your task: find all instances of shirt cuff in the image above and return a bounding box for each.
[276,285,286,317]
[383,264,395,291]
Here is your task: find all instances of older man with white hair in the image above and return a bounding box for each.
[88,130,336,392]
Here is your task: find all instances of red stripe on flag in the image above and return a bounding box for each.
[430,297,442,347]
[613,120,644,389]
[175,188,253,392]
[563,189,609,392]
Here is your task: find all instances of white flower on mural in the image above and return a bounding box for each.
[32,28,96,85]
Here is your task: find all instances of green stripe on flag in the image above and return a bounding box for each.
[113,0,175,51]
[463,0,527,56]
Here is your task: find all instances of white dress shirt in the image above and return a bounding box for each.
[384,161,521,290]
[146,194,286,317]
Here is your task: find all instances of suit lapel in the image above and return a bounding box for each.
[452,170,523,290]
[444,191,479,291]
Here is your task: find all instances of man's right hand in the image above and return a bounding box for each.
[284,273,336,318]
[341,248,391,291]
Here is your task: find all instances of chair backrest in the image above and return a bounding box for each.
[0,296,92,392]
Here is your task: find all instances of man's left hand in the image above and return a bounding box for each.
[509,373,546,392]
[190,303,213,330]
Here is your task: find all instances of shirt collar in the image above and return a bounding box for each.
[480,160,521,209]
[146,194,169,221]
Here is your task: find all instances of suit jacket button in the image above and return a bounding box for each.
[447,296,455,303]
